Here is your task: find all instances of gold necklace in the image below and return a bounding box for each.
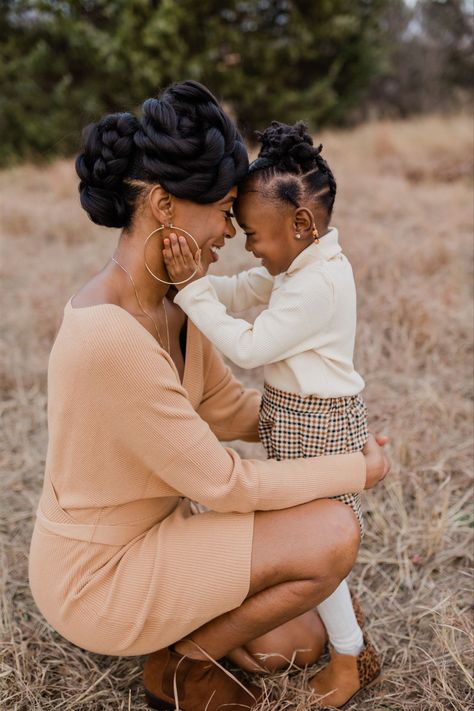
[111,256,170,353]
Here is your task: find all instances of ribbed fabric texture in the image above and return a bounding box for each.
[28,299,366,656]
[176,227,365,397]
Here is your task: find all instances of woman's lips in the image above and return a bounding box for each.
[209,243,224,263]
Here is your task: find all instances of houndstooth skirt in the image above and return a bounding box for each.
[259,383,368,531]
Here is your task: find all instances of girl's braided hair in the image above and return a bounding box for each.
[245,121,336,217]
[76,80,249,228]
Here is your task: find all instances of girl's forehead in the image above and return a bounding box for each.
[235,191,284,226]
[235,190,261,215]
[235,188,263,207]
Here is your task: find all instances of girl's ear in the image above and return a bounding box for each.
[293,207,314,239]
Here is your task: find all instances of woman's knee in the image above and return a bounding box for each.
[316,500,360,582]
[297,499,360,588]
[249,498,360,595]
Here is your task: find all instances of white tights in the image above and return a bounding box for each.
[316,579,364,656]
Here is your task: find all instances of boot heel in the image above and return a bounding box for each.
[144,688,179,710]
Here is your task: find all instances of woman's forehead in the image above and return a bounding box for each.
[220,187,238,202]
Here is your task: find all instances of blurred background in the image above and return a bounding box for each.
[0,0,473,163]
[1,1,473,710]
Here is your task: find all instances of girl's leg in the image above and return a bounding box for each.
[316,578,364,655]
[174,498,360,662]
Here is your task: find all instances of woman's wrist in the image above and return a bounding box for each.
[363,434,390,489]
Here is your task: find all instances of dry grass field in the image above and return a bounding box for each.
[1,114,473,710]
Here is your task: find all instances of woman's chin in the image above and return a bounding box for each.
[200,256,213,273]
[201,249,218,269]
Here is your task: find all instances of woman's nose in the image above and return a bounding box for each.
[224,222,237,239]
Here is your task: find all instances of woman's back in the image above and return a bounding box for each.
[44,299,182,515]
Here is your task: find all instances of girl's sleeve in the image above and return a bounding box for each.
[208,267,274,313]
[99,325,365,514]
[175,271,334,369]
[196,337,261,442]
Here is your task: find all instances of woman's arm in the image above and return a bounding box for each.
[208,268,274,313]
[98,322,367,514]
[196,336,261,442]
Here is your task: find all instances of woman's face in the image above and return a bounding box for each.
[234,188,297,276]
[171,187,238,271]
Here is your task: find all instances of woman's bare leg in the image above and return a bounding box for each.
[227,608,327,672]
[174,499,359,663]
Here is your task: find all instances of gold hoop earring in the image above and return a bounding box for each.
[144,224,201,286]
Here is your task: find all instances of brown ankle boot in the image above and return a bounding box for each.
[143,646,262,710]
[308,634,381,708]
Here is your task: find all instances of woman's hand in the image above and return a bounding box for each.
[162,233,205,290]
[363,433,390,489]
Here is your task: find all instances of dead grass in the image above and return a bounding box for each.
[1,113,473,710]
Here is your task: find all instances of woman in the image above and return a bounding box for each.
[28,81,389,711]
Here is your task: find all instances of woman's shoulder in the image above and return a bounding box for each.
[65,296,142,341]
[53,296,168,375]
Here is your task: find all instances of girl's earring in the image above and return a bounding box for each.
[312,226,320,244]
[295,232,302,240]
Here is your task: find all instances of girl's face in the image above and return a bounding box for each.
[234,189,302,276]
[171,188,237,271]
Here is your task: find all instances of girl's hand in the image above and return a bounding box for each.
[363,433,390,489]
[162,233,205,290]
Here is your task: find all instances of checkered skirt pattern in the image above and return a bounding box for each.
[259,383,368,531]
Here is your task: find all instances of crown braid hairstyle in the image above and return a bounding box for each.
[244,121,337,218]
[75,80,249,228]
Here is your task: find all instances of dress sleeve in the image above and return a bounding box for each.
[196,337,261,442]
[175,270,334,369]
[98,321,365,514]
[208,267,274,313]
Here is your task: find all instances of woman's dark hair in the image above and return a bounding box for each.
[244,121,337,218]
[75,81,249,228]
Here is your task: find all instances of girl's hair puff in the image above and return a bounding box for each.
[244,121,336,218]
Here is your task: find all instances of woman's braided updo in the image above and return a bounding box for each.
[245,120,337,218]
[75,80,249,229]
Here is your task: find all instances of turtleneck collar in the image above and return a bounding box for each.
[285,227,341,276]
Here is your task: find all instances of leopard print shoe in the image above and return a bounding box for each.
[308,633,381,709]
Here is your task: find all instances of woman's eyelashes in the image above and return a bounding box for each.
[224,210,235,219]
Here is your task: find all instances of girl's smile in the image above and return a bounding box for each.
[234,191,306,276]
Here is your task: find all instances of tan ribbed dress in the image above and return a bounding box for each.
[28,299,366,656]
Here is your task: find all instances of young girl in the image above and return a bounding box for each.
[163,121,381,707]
